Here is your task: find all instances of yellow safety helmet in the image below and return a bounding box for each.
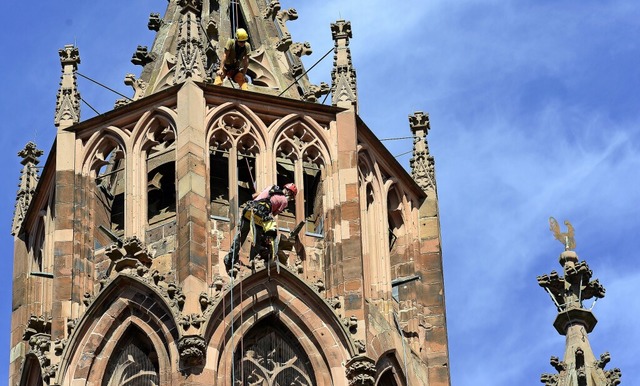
[236,28,249,42]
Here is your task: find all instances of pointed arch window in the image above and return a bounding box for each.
[93,143,126,240]
[209,113,261,221]
[102,328,160,386]
[275,122,326,236]
[145,125,176,225]
[233,316,315,385]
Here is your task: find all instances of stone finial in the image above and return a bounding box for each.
[12,142,44,235]
[409,111,436,192]
[54,45,81,128]
[173,0,206,83]
[330,20,358,110]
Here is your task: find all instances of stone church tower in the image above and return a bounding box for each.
[538,219,621,386]
[10,1,450,385]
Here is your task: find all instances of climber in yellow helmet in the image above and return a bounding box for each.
[214,28,251,90]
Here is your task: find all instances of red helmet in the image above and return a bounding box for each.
[283,183,297,197]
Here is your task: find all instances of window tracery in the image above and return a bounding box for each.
[209,112,261,220]
[233,318,315,386]
[102,329,160,386]
[274,121,326,235]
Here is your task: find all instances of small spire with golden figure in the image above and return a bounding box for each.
[537,217,621,386]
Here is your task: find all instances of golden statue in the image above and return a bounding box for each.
[549,217,575,251]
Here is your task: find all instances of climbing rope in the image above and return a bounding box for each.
[277,46,334,97]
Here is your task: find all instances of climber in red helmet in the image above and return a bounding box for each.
[224,183,297,272]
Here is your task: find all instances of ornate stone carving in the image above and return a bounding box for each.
[43,363,58,384]
[345,355,376,386]
[331,20,357,110]
[12,142,44,235]
[179,313,205,331]
[131,45,156,66]
[106,236,153,272]
[290,42,312,58]
[53,338,67,356]
[165,282,186,311]
[263,1,298,52]
[124,73,147,101]
[148,13,163,31]
[82,292,94,307]
[66,319,77,336]
[327,296,341,310]
[54,45,81,127]
[343,315,358,334]
[312,279,325,293]
[540,373,559,386]
[178,335,206,367]
[409,111,436,192]
[605,367,622,385]
[173,0,206,83]
[247,47,277,88]
[355,339,366,354]
[28,333,51,368]
[23,315,51,341]
[303,82,330,103]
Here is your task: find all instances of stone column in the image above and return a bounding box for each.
[409,111,451,385]
[175,79,209,308]
[51,45,81,348]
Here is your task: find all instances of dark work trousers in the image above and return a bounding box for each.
[225,208,267,265]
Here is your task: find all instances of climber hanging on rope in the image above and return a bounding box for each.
[224,183,298,272]
[214,28,251,90]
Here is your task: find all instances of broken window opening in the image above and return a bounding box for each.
[276,159,296,228]
[387,200,404,255]
[237,152,257,208]
[95,147,126,238]
[31,221,45,272]
[303,163,323,236]
[210,149,230,219]
[147,149,176,225]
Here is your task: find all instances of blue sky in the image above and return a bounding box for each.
[2,1,639,384]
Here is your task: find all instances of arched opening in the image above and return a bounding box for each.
[377,369,400,386]
[102,326,160,386]
[93,144,126,239]
[145,125,176,226]
[19,355,43,386]
[232,314,315,386]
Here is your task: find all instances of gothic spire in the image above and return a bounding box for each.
[12,142,44,236]
[130,0,325,101]
[330,20,358,111]
[537,218,621,386]
[54,45,81,129]
[409,111,436,192]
